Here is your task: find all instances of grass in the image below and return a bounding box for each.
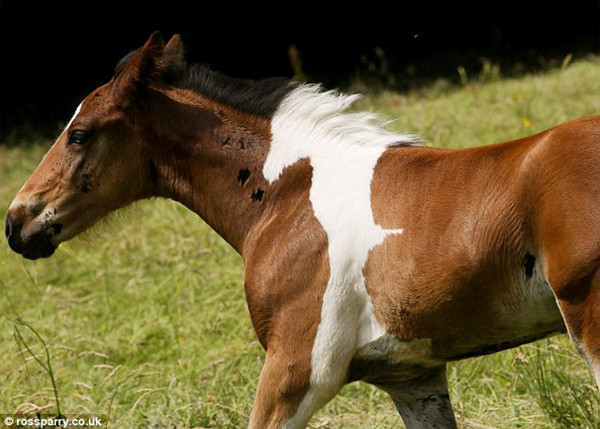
[1,57,599,428]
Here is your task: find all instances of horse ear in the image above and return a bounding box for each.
[164,34,185,68]
[136,31,167,81]
[112,32,166,98]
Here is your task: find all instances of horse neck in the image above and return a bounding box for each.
[142,89,275,254]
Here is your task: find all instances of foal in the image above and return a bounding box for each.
[6,33,600,428]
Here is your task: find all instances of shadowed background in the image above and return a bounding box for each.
[1,1,598,138]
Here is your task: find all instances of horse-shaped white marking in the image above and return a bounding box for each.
[263,84,420,425]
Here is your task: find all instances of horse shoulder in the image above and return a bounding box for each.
[242,176,329,350]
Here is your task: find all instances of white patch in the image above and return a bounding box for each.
[64,102,83,132]
[263,84,420,425]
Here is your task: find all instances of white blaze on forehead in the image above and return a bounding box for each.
[264,85,419,423]
[44,101,83,171]
[63,101,83,134]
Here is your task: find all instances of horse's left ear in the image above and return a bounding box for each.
[112,32,166,99]
[137,31,167,81]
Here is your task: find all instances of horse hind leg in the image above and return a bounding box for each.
[378,365,457,429]
[578,270,600,390]
[549,263,600,390]
[541,208,600,389]
[537,122,600,389]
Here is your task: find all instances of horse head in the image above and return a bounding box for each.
[5,33,183,259]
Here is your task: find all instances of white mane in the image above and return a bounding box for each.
[273,83,420,152]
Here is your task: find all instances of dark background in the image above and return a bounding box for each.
[1,1,598,139]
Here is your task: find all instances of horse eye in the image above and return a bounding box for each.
[68,130,88,145]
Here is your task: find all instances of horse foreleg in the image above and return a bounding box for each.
[378,365,457,429]
[248,347,341,429]
[248,348,310,428]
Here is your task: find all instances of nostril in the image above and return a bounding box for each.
[5,213,13,239]
[5,212,24,254]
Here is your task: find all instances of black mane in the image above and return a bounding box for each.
[114,49,296,119]
[170,63,297,119]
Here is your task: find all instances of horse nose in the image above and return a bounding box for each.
[5,206,57,260]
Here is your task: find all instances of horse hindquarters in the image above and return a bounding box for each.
[535,117,600,388]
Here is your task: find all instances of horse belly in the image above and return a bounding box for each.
[357,256,566,382]
[446,271,566,361]
[348,335,443,384]
[349,277,565,384]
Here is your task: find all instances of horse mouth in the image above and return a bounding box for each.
[5,213,59,260]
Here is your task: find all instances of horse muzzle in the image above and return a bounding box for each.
[5,208,59,260]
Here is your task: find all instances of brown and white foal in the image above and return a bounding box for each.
[6,33,600,428]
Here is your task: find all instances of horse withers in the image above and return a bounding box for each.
[6,33,600,428]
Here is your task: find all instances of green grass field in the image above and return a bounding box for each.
[1,58,599,428]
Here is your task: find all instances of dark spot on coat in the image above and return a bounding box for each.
[81,173,93,193]
[48,223,63,236]
[238,169,251,186]
[251,188,264,203]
